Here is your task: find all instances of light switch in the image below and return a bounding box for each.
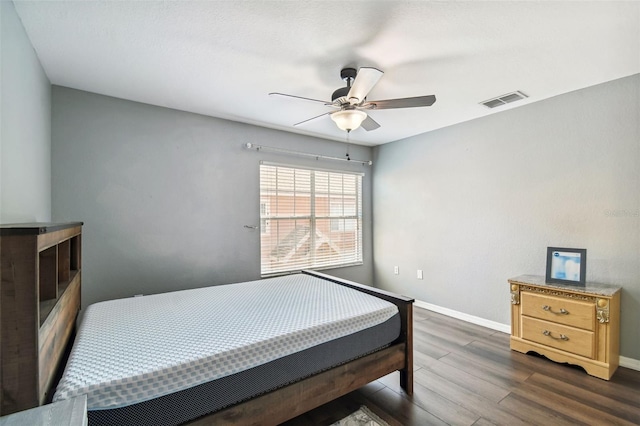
[417,269,423,280]
[394,266,399,275]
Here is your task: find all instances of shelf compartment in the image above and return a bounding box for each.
[70,235,81,272]
[58,239,71,284]
[39,246,58,302]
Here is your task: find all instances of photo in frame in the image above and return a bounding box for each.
[545,247,586,285]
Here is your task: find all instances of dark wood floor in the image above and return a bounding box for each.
[283,307,640,426]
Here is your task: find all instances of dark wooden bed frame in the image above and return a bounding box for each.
[38,268,413,425]
[1,222,83,416]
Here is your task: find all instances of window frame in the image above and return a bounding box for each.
[259,162,364,277]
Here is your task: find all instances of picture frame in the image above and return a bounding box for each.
[545,247,586,285]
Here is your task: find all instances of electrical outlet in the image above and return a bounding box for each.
[394,266,399,275]
[417,269,423,280]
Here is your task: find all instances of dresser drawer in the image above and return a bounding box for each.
[521,316,594,358]
[521,292,595,330]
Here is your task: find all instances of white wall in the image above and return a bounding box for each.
[373,74,640,360]
[51,86,374,308]
[0,0,51,222]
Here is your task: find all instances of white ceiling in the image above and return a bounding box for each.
[13,1,640,146]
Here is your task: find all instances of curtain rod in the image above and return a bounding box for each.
[244,143,373,166]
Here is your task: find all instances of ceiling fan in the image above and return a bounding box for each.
[270,67,436,132]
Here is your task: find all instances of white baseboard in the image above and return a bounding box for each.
[414,299,511,334]
[413,299,640,372]
[620,356,640,371]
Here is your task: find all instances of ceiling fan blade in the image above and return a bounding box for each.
[270,92,332,106]
[365,95,436,110]
[347,67,383,105]
[293,111,332,126]
[360,115,381,131]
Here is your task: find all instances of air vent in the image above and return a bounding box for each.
[480,91,528,108]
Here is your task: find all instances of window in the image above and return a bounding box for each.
[260,163,363,276]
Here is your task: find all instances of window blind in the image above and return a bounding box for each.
[260,163,363,276]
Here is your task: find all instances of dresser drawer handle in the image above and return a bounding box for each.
[543,330,569,341]
[542,305,569,315]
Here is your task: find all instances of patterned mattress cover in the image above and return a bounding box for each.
[53,273,398,410]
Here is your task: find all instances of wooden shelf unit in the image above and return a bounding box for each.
[1,222,83,415]
[509,275,621,380]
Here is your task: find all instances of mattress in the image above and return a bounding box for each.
[53,273,400,424]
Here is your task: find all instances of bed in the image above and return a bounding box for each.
[50,270,414,425]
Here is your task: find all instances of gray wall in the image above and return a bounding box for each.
[52,86,374,308]
[373,74,640,360]
[0,0,51,222]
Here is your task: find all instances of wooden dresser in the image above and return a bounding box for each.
[508,275,621,380]
[1,222,83,415]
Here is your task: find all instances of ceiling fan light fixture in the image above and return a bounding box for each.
[331,109,367,132]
